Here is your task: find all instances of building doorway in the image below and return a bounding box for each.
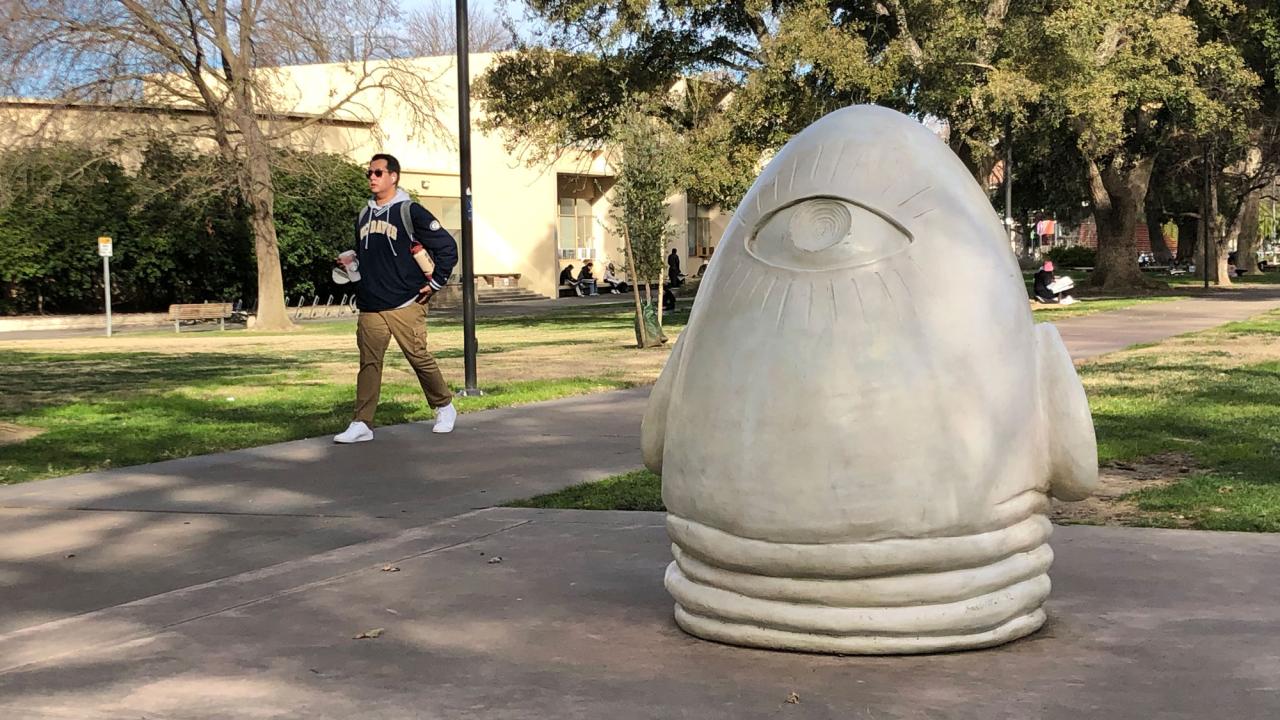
[556,174,614,262]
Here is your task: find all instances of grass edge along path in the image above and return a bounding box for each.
[0,372,639,485]
[510,309,1280,533]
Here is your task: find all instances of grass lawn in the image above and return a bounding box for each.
[0,286,1164,486]
[1019,269,1189,319]
[512,309,1280,533]
[1030,296,1181,320]
[1165,269,1280,287]
[0,305,690,485]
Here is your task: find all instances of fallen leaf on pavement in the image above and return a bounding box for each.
[381,565,400,572]
[488,556,503,564]
[353,628,384,639]
[786,692,800,704]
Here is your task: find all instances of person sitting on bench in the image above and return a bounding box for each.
[577,260,599,295]
[1033,261,1077,305]
[602,263,630,294]
[560,264,583,297]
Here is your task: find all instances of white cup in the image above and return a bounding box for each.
[336,250,361,283]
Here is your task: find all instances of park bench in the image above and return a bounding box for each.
[476,272,521,288]
[168,302,233,332]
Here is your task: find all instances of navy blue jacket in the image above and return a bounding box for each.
[354,194,458,312]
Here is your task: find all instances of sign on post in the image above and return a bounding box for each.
[99,236,113,336]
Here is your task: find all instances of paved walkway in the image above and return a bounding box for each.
[1,289,1278,716]
[2,510,1277,719]
[1050,286,1280,360]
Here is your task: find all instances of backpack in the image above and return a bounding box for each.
[399,201,418,245]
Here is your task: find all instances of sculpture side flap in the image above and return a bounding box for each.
[642,334,685,475]
[1035,323,1099,501]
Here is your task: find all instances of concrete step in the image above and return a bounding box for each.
[477,289,549,304]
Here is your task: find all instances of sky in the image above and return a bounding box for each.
[400,0,525,26]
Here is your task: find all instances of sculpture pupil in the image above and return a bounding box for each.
[790,200,852,253]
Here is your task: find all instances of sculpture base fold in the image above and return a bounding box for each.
[664,514,1054,655]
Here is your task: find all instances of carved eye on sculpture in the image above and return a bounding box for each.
[746,198,911,271]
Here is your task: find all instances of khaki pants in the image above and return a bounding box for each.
[354,303,452,425]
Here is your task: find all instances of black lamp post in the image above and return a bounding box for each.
[455,0,480,395]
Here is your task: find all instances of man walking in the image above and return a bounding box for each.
[334,153,459,443]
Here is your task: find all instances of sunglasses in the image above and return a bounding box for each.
[366,169,392,178]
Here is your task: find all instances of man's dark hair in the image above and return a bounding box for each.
[370,153,401,182]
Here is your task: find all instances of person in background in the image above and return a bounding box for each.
[602,262,630,293]
[576,259,599,295]
[667,248,684,288]
[560,264,583,296]
[1032,261,1077,305]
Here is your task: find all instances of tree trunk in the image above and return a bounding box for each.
[1219,142,1265,279]
[235,116,294,331]
[621,229,648,348]
[1209,171,1231,286]
[656,269,665,328]
[1086,155,1160,290]
[1022,209,1036,259]
[950,127,998,190]
[1145,203,1172,263]
[1198,196,1209,281]
[1237,189,1263,275]
[1175,216,1198,265]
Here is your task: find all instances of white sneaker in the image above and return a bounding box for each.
[432,403,457,434]
[334,421,373,443]
[1060,296,1078,306]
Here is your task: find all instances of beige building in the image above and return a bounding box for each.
[263,53,729,299]
[2,53,730,301]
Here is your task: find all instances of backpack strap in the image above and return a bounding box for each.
[400,201,416,245]
[357,206,371,247]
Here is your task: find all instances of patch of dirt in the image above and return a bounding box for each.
[0,422,44,447]
[1051,452,1201,526]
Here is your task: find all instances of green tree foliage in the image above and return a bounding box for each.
[272,155,370,301]
[613,117,679,283]
[479,1,1052,202]
[482,0,1278,291]
[129,142,254,309]
[611,110,681,346]
[0,142,368,314]
[1068,1,1257,287]
[0,145,138,314]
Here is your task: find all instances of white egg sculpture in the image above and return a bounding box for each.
[642,105,1098,654]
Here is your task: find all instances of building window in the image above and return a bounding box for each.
[687,201,714,258]
[418,196,463,241]
[558,174,610,259]
[558,197,594,252]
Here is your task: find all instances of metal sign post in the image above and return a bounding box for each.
[98,236,113,337]
[456,0,481,396]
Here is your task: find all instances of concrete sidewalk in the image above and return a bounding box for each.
[1050,286,1280,360]
[2,509,1277,719]
[0,390,647,635]
[1,289,1277,633]
[1,289,1279,715]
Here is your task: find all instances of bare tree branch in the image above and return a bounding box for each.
[401,0,515,57]
[0,0,448,329]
